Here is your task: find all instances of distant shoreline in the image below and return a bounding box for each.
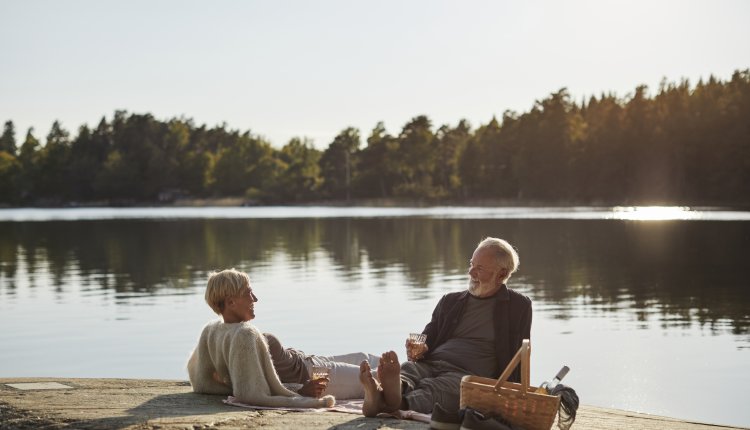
[1,197,748,211]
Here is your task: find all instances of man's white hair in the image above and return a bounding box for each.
[477,237,519,283]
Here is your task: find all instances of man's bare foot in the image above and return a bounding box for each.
[359,360,384,417]
[378,350,402,412]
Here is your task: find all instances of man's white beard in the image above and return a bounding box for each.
[468,279,479,295]
[469,278,501,297]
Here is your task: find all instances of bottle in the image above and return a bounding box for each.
[537,365,570,394]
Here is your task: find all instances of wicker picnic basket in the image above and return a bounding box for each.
[460,339,560,430]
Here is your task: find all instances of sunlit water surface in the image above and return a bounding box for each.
[0,206,748,427]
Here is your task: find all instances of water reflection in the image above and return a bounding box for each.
[1,217,748,340]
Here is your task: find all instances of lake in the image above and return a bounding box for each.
[0,206,748,427]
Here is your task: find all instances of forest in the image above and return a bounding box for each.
[0,70,748,206]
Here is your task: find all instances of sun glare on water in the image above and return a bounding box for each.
[610,206,700,221]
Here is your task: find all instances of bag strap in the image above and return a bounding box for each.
[493,339,531,396]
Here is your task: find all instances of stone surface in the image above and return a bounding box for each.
[4,382,75,391]
[0,378,744,430]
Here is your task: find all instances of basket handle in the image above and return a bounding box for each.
[493,339,531,396]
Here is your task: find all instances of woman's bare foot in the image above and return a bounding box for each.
[359,360,384,417]
[378,351,402,412]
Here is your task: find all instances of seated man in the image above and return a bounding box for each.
[187,269,335,407]
[359,237,532,416]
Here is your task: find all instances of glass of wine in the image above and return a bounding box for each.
[407,333,427,361]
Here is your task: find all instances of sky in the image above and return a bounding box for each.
[1,0,749,149]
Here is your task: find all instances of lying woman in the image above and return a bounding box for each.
[187,269,377,406]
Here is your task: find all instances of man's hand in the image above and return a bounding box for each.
[298,378,329,398]
[405,338,428,361]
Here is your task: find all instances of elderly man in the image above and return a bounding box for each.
[359,237,532,418]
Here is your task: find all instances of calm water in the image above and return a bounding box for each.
[0,207,748,427]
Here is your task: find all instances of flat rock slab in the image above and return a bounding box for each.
[5,382,75,391]
[0,378,743,430]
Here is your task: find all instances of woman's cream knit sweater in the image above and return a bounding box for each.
[187,320,335,408]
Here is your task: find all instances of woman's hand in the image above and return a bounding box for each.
[212,371,230,386]
[298,377,329,397]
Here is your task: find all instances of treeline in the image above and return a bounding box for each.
[1,69,748,206]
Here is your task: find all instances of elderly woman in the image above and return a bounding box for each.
[187,269,377,406]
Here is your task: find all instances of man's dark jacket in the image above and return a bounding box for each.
[421,285,532,382]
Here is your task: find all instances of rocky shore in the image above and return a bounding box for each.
[0,378,742,430]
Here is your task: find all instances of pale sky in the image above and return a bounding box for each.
[1,0,748,149]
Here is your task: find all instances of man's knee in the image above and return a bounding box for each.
[400,360,417,372]
[399,361,420,388]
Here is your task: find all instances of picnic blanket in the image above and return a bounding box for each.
[224,396,431,423]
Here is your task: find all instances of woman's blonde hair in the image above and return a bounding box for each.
[205,269,250,315]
